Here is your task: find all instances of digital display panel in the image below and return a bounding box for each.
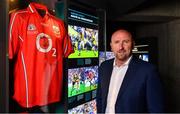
[67,3,99,112]
[99,51,115,65]
[68,5,99,58]
[68,25,98,58]
[138,54,149,62]
[133,44,149,62]
[68,66,98,97]
[68,99,97,114]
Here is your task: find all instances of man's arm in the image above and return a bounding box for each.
[146,66,165,112]
[96,65,103,113]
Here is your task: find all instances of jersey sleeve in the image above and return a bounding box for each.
[8,12,20,59]
[61,22,74,58]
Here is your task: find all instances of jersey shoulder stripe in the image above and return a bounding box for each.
[9,10,28,41]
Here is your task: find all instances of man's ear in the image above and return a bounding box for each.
[132,41,135,49]
[110,42,112,50]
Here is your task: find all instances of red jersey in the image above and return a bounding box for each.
[9,2,74,108]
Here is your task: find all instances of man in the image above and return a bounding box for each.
[97,29,164,113]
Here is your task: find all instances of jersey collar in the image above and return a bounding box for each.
[28,2,49,16]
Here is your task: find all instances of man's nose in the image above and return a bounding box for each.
[119,42,123,50]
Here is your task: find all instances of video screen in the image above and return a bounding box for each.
[99,52,105,65]
[99,51,115,65]
[68,66,98,97]
[132,45,149,62]
[106,51,115,60]
[68,99,97,114]
[139,54,149,62]
[68,25,98,58]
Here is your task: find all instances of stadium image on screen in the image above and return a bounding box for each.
[99,52,105,65]
[68,66,98,97]
[68,99,97,114]
[106,51,115,60]
[68,25,98,58]
[99,51,115,65]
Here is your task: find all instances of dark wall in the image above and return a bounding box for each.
[136,20,180,112]
[74,0,106,9]
[0,0,9,113]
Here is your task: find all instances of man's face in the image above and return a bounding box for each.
[110,30,134,62]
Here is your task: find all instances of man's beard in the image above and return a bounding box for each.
[115,50,131,61]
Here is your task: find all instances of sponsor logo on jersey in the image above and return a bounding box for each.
[28,24,36,31]
[52,25,60,37]
[36,33,52,53]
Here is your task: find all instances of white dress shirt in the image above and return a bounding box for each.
[105,56,132,114]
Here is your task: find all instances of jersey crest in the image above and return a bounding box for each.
[53,25,60,37]
[28,24,36,31]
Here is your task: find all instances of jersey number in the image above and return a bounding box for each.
[52,48,56,57]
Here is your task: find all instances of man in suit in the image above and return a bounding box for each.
[97,29,164,113]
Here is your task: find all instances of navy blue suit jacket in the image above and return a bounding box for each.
[97,56,164,113]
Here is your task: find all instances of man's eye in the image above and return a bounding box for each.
[123,40,129,43]
[114,41,119,43]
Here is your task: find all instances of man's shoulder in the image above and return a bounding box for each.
[132,56,156,70]
[100,58,114,67]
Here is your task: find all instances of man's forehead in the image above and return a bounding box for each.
[113,30,131,37]
[111,30,132,40]
[112,33,132,40]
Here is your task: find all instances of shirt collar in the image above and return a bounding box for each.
[113,55,132,67]
[27,2,49,15]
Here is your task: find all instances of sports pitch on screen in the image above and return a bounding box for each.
[68,25,98,58]
[68,66,98,97]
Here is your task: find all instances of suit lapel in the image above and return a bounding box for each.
[116,57,138,102]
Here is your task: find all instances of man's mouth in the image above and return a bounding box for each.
[117,50,125,53]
